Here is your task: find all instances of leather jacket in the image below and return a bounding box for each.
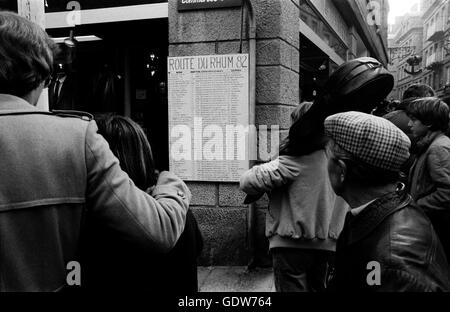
[329,191,450,292]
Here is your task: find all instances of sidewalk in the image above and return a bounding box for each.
[198,267,275,292]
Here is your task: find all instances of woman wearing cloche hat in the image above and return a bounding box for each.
[240,57,395,292]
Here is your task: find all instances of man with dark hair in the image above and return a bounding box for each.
[0,12,56,100]
[406,97,450,265]
[0,11,190,291]
[325,112,450,292]
[384,84,435,140]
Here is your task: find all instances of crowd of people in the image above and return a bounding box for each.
[1,11,450,293]
[240,76,450,290]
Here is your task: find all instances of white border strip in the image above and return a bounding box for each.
[45,3,168,29]
[300,19,344,66]
[53,35,103,43]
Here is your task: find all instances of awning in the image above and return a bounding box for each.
[300,18,344,66]
[45,2,168,29]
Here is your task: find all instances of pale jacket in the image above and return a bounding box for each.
[0,94,191,292]
[240,150,348,251]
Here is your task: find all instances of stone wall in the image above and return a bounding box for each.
[168,0,300,266]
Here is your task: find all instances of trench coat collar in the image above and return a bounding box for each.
[0,93,40,112]
[341,191,413,247]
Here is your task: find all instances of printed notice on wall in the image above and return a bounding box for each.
[168,54,250,182]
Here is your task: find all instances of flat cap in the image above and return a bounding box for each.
[324,112,411,172]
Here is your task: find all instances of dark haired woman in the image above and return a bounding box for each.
[241,57,396,292]
[240,103,348,292]
[83,115,203,292]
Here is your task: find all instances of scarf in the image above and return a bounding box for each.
[412,131,443,156]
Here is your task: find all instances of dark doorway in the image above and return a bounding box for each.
[300,34,330,102]
[0,0,17,12]
[46,18,169,170]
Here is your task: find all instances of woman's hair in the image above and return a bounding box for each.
[279,101,328,156]
[326,139,401,187]
[290,102,313,125]
[398,84,436,110]
[406,97,450,132]
[278,102,314,153]
[402,84,435,101]
[96,115,158,190]
[0,11,57,96]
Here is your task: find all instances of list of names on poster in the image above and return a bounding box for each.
[168,54,250,182]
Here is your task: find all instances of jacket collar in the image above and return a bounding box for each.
[343,191,413,246]
[0,94,40,112]
[413,131,444,155]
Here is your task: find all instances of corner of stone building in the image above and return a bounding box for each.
[168,0,300,268]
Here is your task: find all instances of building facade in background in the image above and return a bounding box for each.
[389,13,424,100]
[2,0,389,267]
[300,0,390,102]
[390,0,450,103]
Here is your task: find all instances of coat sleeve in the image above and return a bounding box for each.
[84,121,191,252]
[239,155,302,195]
[417,145,450,212]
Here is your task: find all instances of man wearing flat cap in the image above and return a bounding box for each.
[324,112,450,292]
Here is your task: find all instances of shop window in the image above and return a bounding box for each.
[443,7,446,25]
[447,67,450,85]
[311,20,319,33]
[448,3,450,21]
[47,19,170,170]
[323,32,331,46]
[300,14,308,24]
